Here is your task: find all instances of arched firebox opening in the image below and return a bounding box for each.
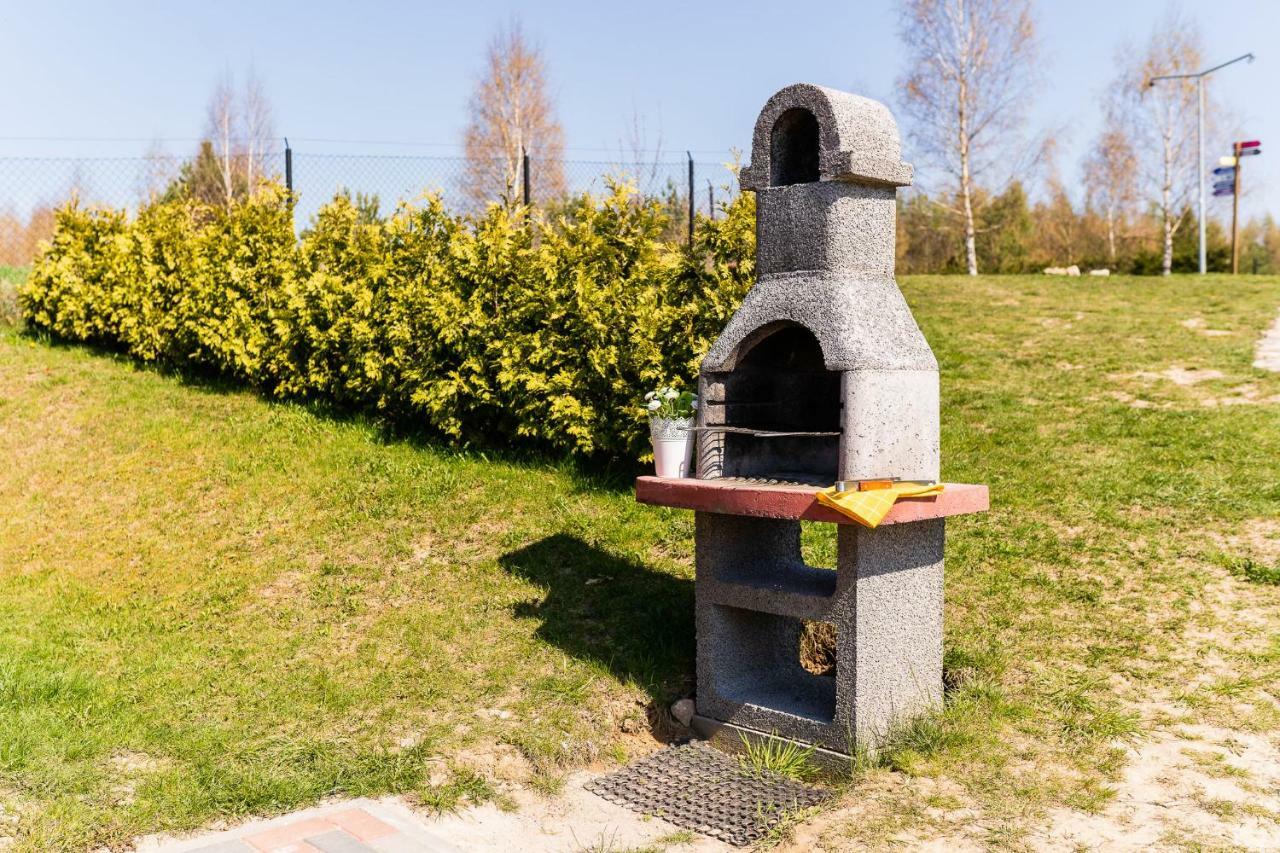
[716,323,841,484]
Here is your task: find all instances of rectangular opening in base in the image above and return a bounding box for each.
[704,516,836,601]
[708,605,837,724]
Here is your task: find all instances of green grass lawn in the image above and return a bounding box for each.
[2,275,1280,850]
[0,266,25,327]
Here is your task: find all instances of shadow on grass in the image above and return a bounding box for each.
[499,533,695,734]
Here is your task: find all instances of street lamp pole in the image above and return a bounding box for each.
[1149,52,1254,275]
[1197,76,1204,274]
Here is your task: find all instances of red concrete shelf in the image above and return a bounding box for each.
[636,476,989,526]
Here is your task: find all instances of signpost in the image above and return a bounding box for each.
[1229,140,1263,274]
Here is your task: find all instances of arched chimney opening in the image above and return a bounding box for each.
[769,108,820,186]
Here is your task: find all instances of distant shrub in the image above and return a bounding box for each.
[20,180,756,461]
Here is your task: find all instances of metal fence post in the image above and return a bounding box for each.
[522,148,531,207]
[687,152,694,246]
[284,138,293,198]
[708,181,715,222]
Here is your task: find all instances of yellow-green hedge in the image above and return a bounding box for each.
[20,181,755,460]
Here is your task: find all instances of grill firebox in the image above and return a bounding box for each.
[703,323,841,485]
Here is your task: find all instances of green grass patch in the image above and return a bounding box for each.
[1212,553,1280,585]
[0,265,26,327]
[0,274,1279,848]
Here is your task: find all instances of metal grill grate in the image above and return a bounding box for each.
[584,742,830,847]
[709,475,833,487]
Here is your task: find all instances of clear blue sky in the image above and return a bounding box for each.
[1,0,1276,221]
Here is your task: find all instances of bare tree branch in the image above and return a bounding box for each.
[205,70,238,208]
[462,19,566,210]
[242,64,276,199]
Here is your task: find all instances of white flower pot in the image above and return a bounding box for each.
[650,416,695,478]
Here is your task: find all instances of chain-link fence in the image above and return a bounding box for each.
[0,148,739,267]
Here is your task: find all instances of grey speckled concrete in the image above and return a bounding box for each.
[695,513,944,752]
[840,369,939,482]
[738,83,913,190]
[691,84,948,756]
[701,274,936,374]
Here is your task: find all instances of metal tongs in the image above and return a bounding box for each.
[833,477,934,492]
[834,477,898,492]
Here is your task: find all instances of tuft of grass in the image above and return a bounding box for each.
[416,768,504,814]
[1183,748,1250,780]
[650,830,699,846]
[528,769,566,797]
[1220,555,1280,585]
[1064,777,1119,813]
[877,708,982,775]
[739,734,819,782]
[1045,674,1142,744]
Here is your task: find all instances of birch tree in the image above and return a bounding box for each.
[1127,12,1203,276]
[205,71,238,207]
[242,66,276,198]
[897,0,1041,275]
[462,20,566,209]
[198,69,277,205]
[616,107,666,197]
[1083,114,1139,266]
[137,138,177,203]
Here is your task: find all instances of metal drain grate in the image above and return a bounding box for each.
[585,741,829,846]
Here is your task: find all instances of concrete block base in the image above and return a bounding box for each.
[694,511,946,755]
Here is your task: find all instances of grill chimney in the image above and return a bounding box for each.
[698,83,937,488]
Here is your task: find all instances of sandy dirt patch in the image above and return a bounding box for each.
[1254,311,1280,371]
[1181,317,1233,337]
[1030,719,1280,850]
[424,771,731,852]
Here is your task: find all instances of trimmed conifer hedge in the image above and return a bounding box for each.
[20,182,756,460]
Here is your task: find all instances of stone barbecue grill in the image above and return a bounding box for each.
[636,83,989,765]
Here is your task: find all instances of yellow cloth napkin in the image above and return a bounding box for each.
[815,482,944,528]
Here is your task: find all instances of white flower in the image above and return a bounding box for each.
[644,391,656,400]
[646,399,662,411]
[663,388,679,400]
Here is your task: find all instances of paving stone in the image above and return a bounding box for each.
[187,841,256,853]
[367,835,460,853]
[142,799,463,853]
[245,817,334,850]
[326,810,397,842]
[303,830,376,853]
